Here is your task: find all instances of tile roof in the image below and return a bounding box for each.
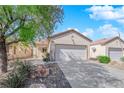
[91,37,119,45]
[51,29,92,42]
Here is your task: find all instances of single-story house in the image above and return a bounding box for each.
[90,37,124,60]
[48,29,92,61]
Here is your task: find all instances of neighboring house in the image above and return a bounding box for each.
[8,43,33,60]
[48,29,92,61]
[7,40,48,60]
[90,37,124,60]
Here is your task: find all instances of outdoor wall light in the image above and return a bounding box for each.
[92,47,96,52]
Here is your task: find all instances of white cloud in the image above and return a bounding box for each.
[67,28,73,30]
[82,28,94,37]
[117,19,124,24]
[87,5,124,24]
[98,24,119,37]
[98,24,124,39]
[83,24,124,40]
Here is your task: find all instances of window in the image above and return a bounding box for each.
[92,47,96,52]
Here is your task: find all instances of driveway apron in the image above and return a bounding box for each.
[57,60,124,88]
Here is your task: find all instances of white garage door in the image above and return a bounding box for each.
[109,48,123,60]
[55,45,87,61]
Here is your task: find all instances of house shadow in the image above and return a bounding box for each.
[67,52,83,61]
[59,51,83,62]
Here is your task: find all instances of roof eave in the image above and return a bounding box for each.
[50,29,92,42]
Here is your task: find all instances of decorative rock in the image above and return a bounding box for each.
[36,65,49,77]
[25,63,71,88]
[40,63,71,88]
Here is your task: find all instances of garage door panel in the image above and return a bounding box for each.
[55,45,87,61]
[109,48,122,51]
[109,48,123,60]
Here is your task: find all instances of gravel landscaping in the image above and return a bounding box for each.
[0,62,71,88]
[25,63,71,88]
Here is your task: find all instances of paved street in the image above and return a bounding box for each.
[57,60,124,88]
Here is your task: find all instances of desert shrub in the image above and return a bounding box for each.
[43,53,50,62]
[1,60,31,88]
[2,73,26,88]
[97,56,111,64]
[16,61,31,76]
[120,56,124,62]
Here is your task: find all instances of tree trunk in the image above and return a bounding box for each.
[0,37,7,73]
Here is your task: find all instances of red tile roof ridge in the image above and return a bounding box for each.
[91,37,118,45]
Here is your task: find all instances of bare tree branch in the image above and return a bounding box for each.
[5,20,25,39]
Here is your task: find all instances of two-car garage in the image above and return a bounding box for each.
[49,29,92,61]
[55,45,87,61]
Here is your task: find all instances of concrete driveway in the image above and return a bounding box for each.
[57,60,124,88]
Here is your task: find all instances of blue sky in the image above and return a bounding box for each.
[55,5,124,41]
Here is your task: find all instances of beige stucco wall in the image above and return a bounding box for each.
[52,32,91,45]
[8,44,33,60]
[90,45,106,59]
[32,47,45,59]
[105,39,124,48]
[49,32,92,60]
[33,42,48,59]
[8,40,49,60]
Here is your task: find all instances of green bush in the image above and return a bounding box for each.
[1,60,31,88]
[97,56,111,64]
[120,56,124,62]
